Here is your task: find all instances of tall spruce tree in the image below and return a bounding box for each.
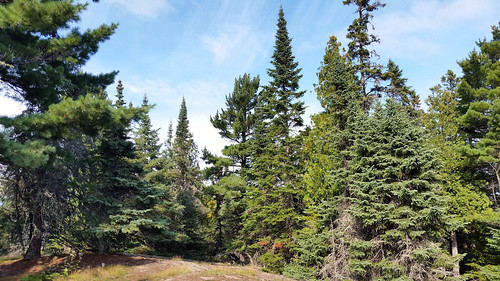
[242,6,306,272]
[172,98,203,245]
[284,35,360,281]
[343,0,385,113]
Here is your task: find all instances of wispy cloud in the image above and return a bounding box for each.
[107,0,173,19]
[374,0,499,59]
[124,77,177,106]
[200,24,268,70]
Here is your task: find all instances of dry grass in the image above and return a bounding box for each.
[141,266,191,280]
[197,267,258,279]
[54,265,129,281]
[51,264,190,281]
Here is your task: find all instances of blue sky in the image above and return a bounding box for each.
[1,0,499,156]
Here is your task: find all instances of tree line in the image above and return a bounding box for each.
[0,0,499,280]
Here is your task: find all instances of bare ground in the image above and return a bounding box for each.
[0,254,292,281]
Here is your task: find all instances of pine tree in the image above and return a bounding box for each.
[449,24,500,273]
[456,24,500,195]
[0,0,117,112]
[207,73,259,255]
[211,73,259,170]
[423,70,496,276]
[343,0,385,113]
[202,148,247,255]
[0,0,118,259]
[242,6,306,272]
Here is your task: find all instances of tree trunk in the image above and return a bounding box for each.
[24,204,43,260]
[493,161,499,205]
[451,231,460,277]
[215,195,223,252]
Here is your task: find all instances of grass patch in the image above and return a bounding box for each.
[141,266,190,280]
[171,255,183,261]
[199,267,258,278]
[0,254,22,262]
[53,265,130,281]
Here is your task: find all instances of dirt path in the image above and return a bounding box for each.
[0,254,292,281]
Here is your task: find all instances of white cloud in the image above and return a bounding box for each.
[108,0,173,19]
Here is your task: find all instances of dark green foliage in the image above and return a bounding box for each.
[202,149,248,258]
[0,0,117,112]
[439,24,500,274]
[381,59,421,118]
[322,100,454,280]
[242,6,306,272]
[134,94,161,174]
[173,98,200,191]
[211,73,259,170]
[456,23,500,199]
[264,7,306,134]
[0,0,119,259]
[81,86,169,254]
[283,224,332,280]
[171,98,204,247]
[304,35,359,205]
[114,81,126,108]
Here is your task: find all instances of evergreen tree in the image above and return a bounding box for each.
[343,0,385,113]
[211,73,259,170]
[115,80,126,108]
[0,0,117,112]
[0,0,117,259]
[172,98,204,246]
[242,6,306,272]
[285,35,360,280]
[449,24,500,273]
[134,94,161,175]
[173,98,200,192]
[456,23,500,198]
[84,84,169,254]
[207,73,259,257]
[322,100,454,280]
[381,59,421,117]
[202,148,247,256]
[423,70,496,276]
[303,35,359,205]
